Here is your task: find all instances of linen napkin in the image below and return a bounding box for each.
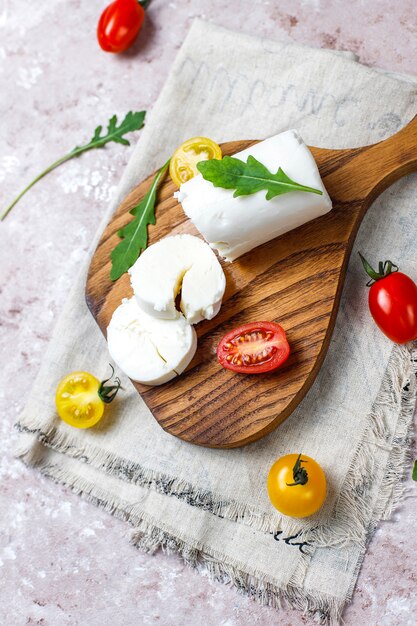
[16,20,417,624]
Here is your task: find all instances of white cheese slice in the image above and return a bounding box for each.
[176,129,332,261]
[129,234,226,324]
[107,297,197,386]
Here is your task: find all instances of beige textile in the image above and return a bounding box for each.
[16,21,417,624]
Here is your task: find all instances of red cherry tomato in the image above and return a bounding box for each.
[360,253,417,344]
[97,0,145,53]
[217,321,290,374]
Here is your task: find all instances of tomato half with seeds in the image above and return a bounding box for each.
[169,137,222,187]
[55,367,121,429]
[217,321,290,374]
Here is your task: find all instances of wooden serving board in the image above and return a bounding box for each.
[86,116,417,448]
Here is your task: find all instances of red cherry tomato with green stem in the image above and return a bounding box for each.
[359,252,417,344]
[97,0,148,53]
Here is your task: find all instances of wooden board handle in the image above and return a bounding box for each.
[319,114,417,205]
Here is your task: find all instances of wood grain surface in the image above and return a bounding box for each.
[86,115,417,448]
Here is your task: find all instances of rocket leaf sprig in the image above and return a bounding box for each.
[110,160,170,281]
[197,154,323,200]
[1,111,146,221]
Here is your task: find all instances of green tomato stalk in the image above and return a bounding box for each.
[358,252,399,286]
[286,454,309,486]
[98,364,122,404]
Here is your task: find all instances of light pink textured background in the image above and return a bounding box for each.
[1,1,416,624]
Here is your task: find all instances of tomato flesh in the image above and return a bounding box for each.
[217,321,290,374]
[369,272,417,344]
[97,0,145,53]
[169,137,222,187]
[56,372,104,429]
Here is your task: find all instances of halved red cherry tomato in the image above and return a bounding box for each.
[217,321,290,374]
[359,253,417,344]
[97,0,146,53]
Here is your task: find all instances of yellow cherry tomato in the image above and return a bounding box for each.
[267,453,326,518]
[55,368,121,429]
[169,137,222,187]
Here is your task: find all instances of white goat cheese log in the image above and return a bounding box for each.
[176,130,332,261]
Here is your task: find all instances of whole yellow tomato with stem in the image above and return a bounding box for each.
[55,365,121,429]
[169,137,222,187]
[267,453,326,518]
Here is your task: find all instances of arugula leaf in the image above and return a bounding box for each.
[110,160,170,281]
[197,154,323,201]
[1,111,146,221]
[72,111,146,151]
[413,460,417,482]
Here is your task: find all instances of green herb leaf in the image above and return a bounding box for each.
[72,111,146,152]
[110,160,170,281]
[197,154,323,201]
[1,111,146,221]
[412,460,417,482]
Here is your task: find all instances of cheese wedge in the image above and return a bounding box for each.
[175,130,332,261]
[107,297,197,386]
[129,234,226,324]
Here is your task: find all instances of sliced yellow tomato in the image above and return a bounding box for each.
[267,453,326,518]
[55,368,121,429]
[169,137,222,187]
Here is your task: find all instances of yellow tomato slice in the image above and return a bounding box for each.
[55,371,104,429]
[267,454,326,518]
[169,137,222,187]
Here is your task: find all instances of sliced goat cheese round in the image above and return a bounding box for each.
[129,234,226,324]
[107,297,197,386]
[176,129,333,261]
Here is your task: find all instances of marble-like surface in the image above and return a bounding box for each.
[1,1,416,624]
